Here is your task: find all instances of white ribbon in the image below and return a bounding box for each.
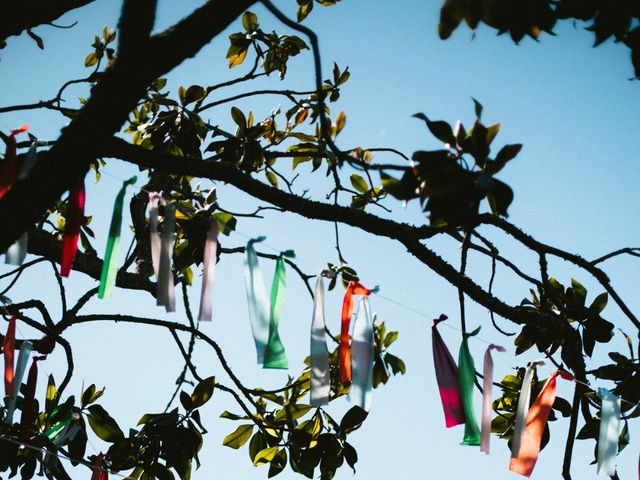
[6,340,32,423]
[511,360,544,458]
[480,343,506,454]
[597,388,621,476]
[148,192,162,277]
[5,233,27,265]
[350,297,374,411]
[243,237,270,363]
[310,273,330,407]
[197,219,220,322]
[157,201,176,312]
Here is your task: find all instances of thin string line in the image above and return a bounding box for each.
[0,435,128,478]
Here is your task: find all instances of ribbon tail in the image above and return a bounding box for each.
[157,202,176,312]
[263,255,289,369]
[6,340,33,423]
[509,370,572,477]
[511,361,543,458]
[197,220,219,321]
[19,355,45,444]
[350,297,374,411]
[243,238,270,363]
[597,388,621,476]
[310,274,330,407]
[61,178,86,277]
[431,316,465,428]
[98,176,137,299]
[458,335,481,446]
[338,281,370,383]
[481,344,505,453]
[5,232,28,266]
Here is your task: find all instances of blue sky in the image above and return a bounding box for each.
[2,1,640,479]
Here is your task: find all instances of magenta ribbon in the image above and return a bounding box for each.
[431,314,465,428]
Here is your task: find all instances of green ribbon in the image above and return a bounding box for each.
[263,251,294,369]
[98,176,137,299]
[458,326,481,446]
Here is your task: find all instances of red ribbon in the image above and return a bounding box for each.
[339,281,371,383]
[19,355,45,443]
[91,453,108,480]
[3,315,16,397]
[61,177,86,277]
[431,314,465,428]
[0,126,29,199]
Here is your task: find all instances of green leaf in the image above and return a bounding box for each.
[268,449,287,477]
[213,212,237,235]
[274,404,312,422]
[191,376,215,408]
[220,410,248,421]
[590,292,608,314]
[180,391,194,411]
[266,171,278,188]
[297,0,314,22]
[84,51,98,67]
[223,424,254,449]
[413,113,456,146]
[249,432,268,462]
[181,85,206,106]
[86,405,125,443]
[242,11,259,32]
[253,446,279,466]
[340,406,368,433]
[350,174,369,194]
[384,353,406,375]
[231,106,247,129]
[485,144,522,175]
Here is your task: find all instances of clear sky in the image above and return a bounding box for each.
[1,1,640,479]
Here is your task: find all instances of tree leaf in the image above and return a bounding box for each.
[253,446,279,466]
[191,376,215,408]
[350,174,369,194]
[223,424,254,449]
[86,405,125,443]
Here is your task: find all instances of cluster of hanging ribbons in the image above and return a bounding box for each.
[0,131,634,476]
[432,315,625,477]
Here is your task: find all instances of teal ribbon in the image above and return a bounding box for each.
[98,176,137,299]
[263,251,294,369]
[244,238,270,363]
[350,297,374,411]
[597,388,621,476]
[458,326,481,446]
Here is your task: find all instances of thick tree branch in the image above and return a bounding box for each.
[0,0,94,45]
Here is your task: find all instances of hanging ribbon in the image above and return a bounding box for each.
[5,233,27,265]
[147,192,162,276]
[431,314,465,428]
[4,315,16,399]
[597,388,621,476]
[458,326,481,446]
[511,360,545,458]
[156,201,176,312]
[6,340,32,423]
[481,343,506,454]
[19,355,46,444]
[197,218,220,322]
[244,237,270,363]
[17,143,37,180]
[310,273,330,407]
[339,281,371,383]
[91,452,108,480]
[263,251,294,369]
[61,177,86,277]
[0,125,28,199]
[509,369,574,477]
[350,297,374,411]
[98,176,136,299]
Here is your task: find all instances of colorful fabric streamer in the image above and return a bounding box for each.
[481,343,506,454]
[98,176,136,299]
[197,218,220,322]
[459,326,481,446]
[511,360,545,458]
[0,125,28,199]
[244,237,270,363]
[310,273,330,407]
[597,388,621,476]
[4,315,15,398]
[147,192,162,276]
[339,281,371,383]
[6,340,33,422]
[5,233,27,265]
[156,201,176,312]
[19,355,45,444]
[263,251,293,369]
[91,452,108,480]
[431,314,465,428]
[509,369,573,477]
[61,177,86,277]
[350,297,374,411]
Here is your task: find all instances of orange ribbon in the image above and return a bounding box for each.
[509,369,573,477]
[339,281,371,383]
